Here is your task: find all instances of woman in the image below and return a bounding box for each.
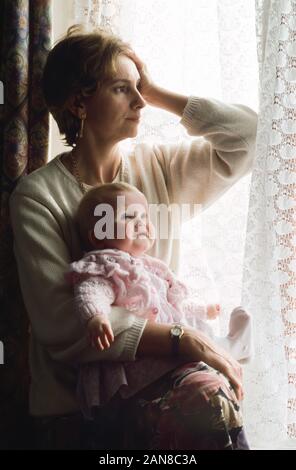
[9,25,257,450]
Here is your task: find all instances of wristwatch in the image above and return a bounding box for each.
[170,324,184,357]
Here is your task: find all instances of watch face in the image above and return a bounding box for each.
[171,325,182,337]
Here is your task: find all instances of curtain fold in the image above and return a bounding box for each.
[0,0,51,448]
[242,0,296,448]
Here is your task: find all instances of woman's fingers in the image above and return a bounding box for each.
[184,328,244,401]
[219,362,244,401]
[126,49,145,70]
[202,349,244,401]
[227,371,244,401]
[125,49,155,102]
[210,343,244,382]
[226,357,243,382]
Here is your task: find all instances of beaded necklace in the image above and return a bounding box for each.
[70,148,123,194]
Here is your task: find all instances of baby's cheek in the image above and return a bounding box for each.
[125,222,137,240]
[148,221,156,240]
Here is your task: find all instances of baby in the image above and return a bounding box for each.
[66,182,252,363]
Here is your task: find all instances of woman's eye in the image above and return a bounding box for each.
[114,86,128,93]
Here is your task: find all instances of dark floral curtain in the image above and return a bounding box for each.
[0,0,51,449]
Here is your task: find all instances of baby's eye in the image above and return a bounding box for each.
[121,213,134,220]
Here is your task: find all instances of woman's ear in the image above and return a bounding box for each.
[67,93,86,118]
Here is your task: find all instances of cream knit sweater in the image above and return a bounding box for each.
[9,96,257,415]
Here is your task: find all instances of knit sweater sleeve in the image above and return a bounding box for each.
[9,192,147,365]
[154,96,258,214]
[72,276,116,323]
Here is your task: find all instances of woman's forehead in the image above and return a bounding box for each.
[112,55,140,82]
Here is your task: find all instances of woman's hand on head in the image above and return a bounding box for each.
[126,50,187,115]
[126,50,156,104]
[181,328,244,401]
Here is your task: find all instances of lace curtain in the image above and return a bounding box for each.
[52,0,296,449]
[242,0,296,449]
[73,0,122,31]
[72,0,296,448]
[72,0,258,316]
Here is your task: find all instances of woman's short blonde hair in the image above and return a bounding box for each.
[42,24,131,147]
[76,182,143,251]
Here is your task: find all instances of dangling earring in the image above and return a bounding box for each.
[79,113,86,139]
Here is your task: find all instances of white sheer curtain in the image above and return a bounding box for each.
[242,0,296,449]
[70,0,286,445]
[72,0,258,317]
[73,0,122,31]
[52,0,296,449]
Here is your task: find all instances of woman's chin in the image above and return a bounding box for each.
[128,129,138,138]
[123,121,140,137]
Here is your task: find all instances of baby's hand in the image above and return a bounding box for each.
[87,315,114,352]
[206,303,221,320]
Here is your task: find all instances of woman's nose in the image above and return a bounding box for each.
[132,90,146,109]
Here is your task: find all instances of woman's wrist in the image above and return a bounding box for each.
[145,85,188,117]
[136,322,207,362]
[179,328,204,361]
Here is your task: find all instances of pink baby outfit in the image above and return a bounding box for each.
[66,248,190,324]
[66,248,190,416]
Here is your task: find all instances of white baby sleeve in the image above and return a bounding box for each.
[74,275,116,324]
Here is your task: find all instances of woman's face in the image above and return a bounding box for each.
[83,54,146,143]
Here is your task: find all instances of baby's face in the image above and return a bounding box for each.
[93,190,155,256]
[114,191,155,256]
